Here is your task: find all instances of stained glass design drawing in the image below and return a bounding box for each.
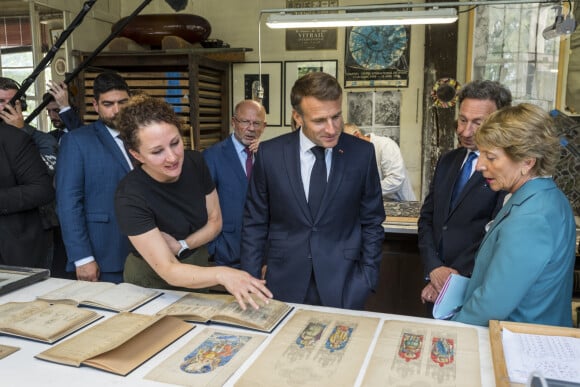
[397,332,424,362]
[180,332,251,374]
[236,310,379,387]
[146,328,265,387]
[363,321,480,387]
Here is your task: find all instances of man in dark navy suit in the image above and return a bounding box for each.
[241,72,385,310]
[203,99,266,268]
[418,80,511,306]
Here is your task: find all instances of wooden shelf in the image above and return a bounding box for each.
[72,50,232,150]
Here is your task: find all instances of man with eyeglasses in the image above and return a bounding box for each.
[203,99,267,268]
[44,80,83,144]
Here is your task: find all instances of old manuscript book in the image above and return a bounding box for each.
[35,312,193,376]
[362,320,481,387]
[0,300,101,344]
[37,281,162,312]
[236,309,380,387]
[156,292,292,333]
[145,328,266,387]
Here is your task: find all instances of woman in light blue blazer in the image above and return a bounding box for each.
[452,103,576,327]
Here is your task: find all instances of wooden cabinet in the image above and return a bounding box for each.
[72,50,232,150]
[365,233,429,318]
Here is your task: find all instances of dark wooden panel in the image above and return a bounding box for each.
[365,233,429,318]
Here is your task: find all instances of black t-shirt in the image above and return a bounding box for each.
[115,150,215,255]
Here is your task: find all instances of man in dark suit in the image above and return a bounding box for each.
[0,122,55,268]
[241,72,385,310]
[418,80,511,305]
[44,80,84,143]
[56,72,132,283]
[203,99,266,268]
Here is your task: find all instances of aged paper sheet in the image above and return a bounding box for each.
[146,328,266,386]
[36,312,164,366]
[236,309,380,387]
[0,300,100,343]
[157,293,231,322]
[158,293,292,332]
[362,320,481,387]
[38,281,161,312]
[0,344,19,359]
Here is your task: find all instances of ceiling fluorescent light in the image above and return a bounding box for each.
[265,8,458,28]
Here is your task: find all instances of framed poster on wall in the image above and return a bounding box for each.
[232,62,283,126]
[285,0,338,50]
[344,25,410,88]
[283,60,338,126]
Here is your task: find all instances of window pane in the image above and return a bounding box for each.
[472,4,560,109]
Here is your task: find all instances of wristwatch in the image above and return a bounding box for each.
[177,239,189,258]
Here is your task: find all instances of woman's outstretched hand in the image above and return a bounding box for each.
[216,267,273,310]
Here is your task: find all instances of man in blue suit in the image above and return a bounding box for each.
[56,72,131,283]
[241,72,385,310]
[418,80,511,305]
[203,100,266,268]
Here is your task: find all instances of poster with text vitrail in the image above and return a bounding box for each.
[345,25,410,87]
[285,0,338,50]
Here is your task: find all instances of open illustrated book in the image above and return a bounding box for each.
[156,292,293,333]
[0,300,101,344]
[37,281,162,312]
[432,273,470,320]
[35,312,193,376]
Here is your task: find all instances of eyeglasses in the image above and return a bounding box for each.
[234,116,263,129]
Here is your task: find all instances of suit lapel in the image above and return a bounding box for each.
[224,136,247,185]
[94,121,131,173]
[284,132,311,222]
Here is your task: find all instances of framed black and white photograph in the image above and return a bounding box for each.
[283,60,338,126]
[232,62,283,126]
[347,90,402,143]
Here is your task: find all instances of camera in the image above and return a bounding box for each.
[0,77,28,115]
[8,96,27,112]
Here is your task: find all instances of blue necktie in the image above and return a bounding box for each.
[450,151,477,208]
[308,146,327,217]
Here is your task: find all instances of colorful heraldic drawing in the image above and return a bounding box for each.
[286,319,357,366]
[363,320,480,387]
[180,332,252,374]
[145,328,266,387]
[236,310,380,387]
[398,332,424,362]
[427,331,457,384]
[393,328,457,383]
[326,324,353,353]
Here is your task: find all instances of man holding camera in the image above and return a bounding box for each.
[0,77,58,169]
